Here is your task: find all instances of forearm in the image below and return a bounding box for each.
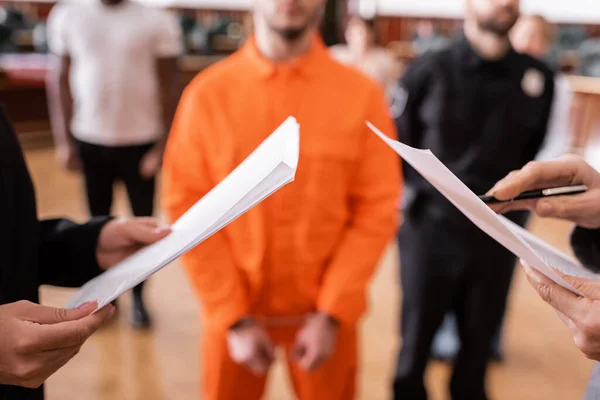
[181,233,250,330]
[39,217,111,287]
[47,59,74,147]
[155,59,182,153]
[317,217,397,325]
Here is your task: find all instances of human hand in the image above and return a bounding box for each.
[227,318,275,376]
[291,313,339,371]
[522,260,600,360]
[56,143,81,172]
[96,218,171,270]
[0,301,115,388]
[139,148,163,180]
[487,155,600,229]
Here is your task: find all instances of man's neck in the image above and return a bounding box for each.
[464,20,511,61]
[253,22,314,63]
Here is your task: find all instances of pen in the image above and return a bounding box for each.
[479,184,588,204]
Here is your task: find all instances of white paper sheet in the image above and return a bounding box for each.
[367,122,597,295]
[66,117,300,310]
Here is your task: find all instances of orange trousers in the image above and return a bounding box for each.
[202,324,357,400]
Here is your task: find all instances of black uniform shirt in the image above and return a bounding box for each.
[0,107,109,400]
[394,35,555,210]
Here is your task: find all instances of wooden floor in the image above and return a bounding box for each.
[25,147,594,400]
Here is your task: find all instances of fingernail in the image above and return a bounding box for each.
[524,265,543,284]
[538,202,553,214]
[109,305,117,317]
[154,225,171,234]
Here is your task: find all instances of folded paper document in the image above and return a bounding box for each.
[66,117,300,310]
[367,121,597,296]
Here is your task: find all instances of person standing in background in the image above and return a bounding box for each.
[392,0,555,399]
[511,14,574,160]
[0,106,171,400]
[46,0,182,329]
[330,16,402,94]
[430,12,572,365]
[162,0,400,398]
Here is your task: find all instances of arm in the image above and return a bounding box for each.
[46,55,74,149]
[152,11,183,154]
[161,88,250,331]
[39,218,110,287]
[45,5,79,170]
[316,86,402,325]
[154,57,181,152]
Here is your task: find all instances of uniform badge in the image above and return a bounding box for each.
[390,84,409,119]
[521,68,545,98]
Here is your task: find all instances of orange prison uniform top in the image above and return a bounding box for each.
[162,35,401,400]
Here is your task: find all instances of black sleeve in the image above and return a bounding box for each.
[526,71,555,160]
[39,217,111,287]
[392,54,432,148]
[570,227,600,273]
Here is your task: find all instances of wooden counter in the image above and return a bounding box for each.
[568,75,600,152]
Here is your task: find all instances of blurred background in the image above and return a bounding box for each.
[1,0,600,399]
[2,0,600,160]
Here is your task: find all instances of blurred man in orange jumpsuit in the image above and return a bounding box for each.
[161,0,400,398]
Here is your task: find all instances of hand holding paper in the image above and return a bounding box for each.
[66,117,300,310]
[366,121,597,296]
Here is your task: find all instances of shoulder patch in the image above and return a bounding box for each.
[522,68,545,98]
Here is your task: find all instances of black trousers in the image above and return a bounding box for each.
[77,140,156,297]
[393,201,528,400]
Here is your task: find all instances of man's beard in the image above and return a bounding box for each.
[479,13,519,36]
[273,25,310,41]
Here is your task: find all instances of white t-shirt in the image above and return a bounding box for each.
[47,1,182,146]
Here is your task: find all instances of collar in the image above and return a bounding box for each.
[242,34,328,80]
[458,34,521,75]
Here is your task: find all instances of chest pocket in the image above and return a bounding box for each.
[292,125,361,221]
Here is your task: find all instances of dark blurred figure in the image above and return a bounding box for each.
[431,12,571,367]
[330,16,402,94]
[392,0,555,399]
[46,0,182,329]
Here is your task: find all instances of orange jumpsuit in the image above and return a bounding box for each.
[162,34,401,400]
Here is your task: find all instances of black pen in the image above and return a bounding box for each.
[479,184,588,204]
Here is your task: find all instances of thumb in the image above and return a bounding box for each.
[122,220,171,246]
[559,273,600,300]
[20,301,98,325]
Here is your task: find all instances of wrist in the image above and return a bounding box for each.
[315,312,339,329]
[229,316,255,332]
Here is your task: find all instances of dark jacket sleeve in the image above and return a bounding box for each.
[570,227,600,274]
[39,217,111,287]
